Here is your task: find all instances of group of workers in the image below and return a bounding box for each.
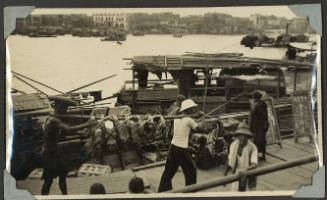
[40,90,268,195]
[159,90,268,192]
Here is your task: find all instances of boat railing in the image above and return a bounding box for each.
[125,79,175,84]
[164,155,318,193]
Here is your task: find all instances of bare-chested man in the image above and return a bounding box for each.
[41,96,97,195]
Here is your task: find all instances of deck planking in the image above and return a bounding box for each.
[16,138,318,194]
[136,138,318,192]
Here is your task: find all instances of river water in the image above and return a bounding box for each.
[7,34,304,103]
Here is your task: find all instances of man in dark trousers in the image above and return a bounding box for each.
[158,99,205,192]
[41,96,98,195]
[249,91,269,161]
[285,45,297,60]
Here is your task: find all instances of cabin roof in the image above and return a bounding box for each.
[12,93,52,116]
[126,54,313,72]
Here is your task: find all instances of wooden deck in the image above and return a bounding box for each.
[16,137,318,195]
[135,137,318,192]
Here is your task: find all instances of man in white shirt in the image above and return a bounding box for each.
[158,99,205,192]
[224,123,258,191]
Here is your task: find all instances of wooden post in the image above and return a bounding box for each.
[112,119,125,170]
[293,69,297,93]
[238,172,247,192]
[132,70,135,90]
[277,70,281,98]
[202,70,209,112]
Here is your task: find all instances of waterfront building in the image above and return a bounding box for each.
[250,14,289,30]
[92,13,128,29]
[288,17,313,33]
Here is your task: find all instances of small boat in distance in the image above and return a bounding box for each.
[101,32,127,42]
[101,36,126,42]
[173,33,183,38]
[132,31,145,36]
[28,29,57,38]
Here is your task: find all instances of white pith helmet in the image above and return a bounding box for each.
[179,99,198,112]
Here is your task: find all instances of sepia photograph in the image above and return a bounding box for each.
[5,5,322,198]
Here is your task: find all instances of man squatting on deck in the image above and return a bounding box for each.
[41,96,98,195]
[158,99,206,192]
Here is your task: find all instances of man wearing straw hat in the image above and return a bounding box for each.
[158,99,205,192]
[224,123,258,191]
[41,96,98,195]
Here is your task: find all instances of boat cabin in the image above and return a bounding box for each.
[117,54,313,115]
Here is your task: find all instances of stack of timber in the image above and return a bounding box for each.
[183,52,244,58]
[128,55,312,71]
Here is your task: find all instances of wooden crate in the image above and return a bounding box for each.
[78,163,112,177]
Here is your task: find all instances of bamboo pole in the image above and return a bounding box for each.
[12,71,89,105]
[12,71,65,94]
[166,155,317,193]
[14,75,48,96]
[87,94,118,104]
[11,88,26,94]
[66,74,117,93]
[205,90,249,116]
[72,102,112,108]
[50,113,205,121]
[132,160,166,172]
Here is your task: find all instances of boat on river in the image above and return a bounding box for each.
[101,33,127,42]
[28,29,57,38]
[241,32,275,48]
[173,33,184,38]
[116,53,313,115]
[132,31,145,36]
[11,52,318,194]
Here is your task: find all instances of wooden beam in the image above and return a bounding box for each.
[166,155,317,193]
[66,74,117,93]
[132,160,166,172]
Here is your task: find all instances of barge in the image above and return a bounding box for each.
[11,53,318,194]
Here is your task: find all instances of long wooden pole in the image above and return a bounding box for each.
[66,74,117,93]
[11,88,26,94]
[12,71,65,94]
[50,113,204,120]
[86,94,118,104]
[73,102,112,108]
[14,75,48,96]
[12,71,91,105]
[206,90,248,116]
[166,155,317,193]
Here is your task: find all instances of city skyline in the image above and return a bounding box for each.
[31,6,297,19]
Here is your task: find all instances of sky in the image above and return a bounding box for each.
[31,6,298,19]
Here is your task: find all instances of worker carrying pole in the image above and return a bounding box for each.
[41,96,98,195]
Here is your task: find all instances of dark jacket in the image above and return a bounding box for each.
[250,100,269,134]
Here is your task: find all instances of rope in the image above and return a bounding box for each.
[215,41,241,53]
